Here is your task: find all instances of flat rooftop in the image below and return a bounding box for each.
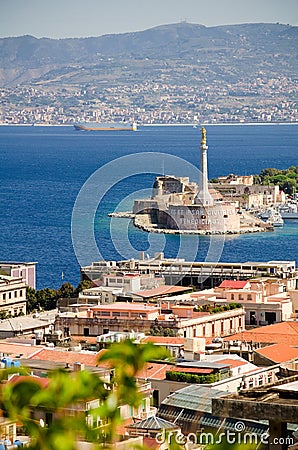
[134,285,190,298]
[212,375,298,423]
[272,380,298,393]
[91,302,160,311]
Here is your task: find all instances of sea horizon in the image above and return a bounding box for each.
[0,124,297,289]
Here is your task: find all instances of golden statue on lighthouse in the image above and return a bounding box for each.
[201,126,207,146]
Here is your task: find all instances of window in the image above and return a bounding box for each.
[112,312,120,317]
[64,327,70,336]
[3,293,6,302]
[19,290,23,297]
[231,294,234,300]
[8,425,14,439]
[83,328,90,336]
[152,390,159,407]
[45,412,53,426]
[100,311,111,317]
[247,294,252,301]
[9,292,12,299]
[14,291,18,298]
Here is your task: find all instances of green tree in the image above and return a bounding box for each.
[258,165,298,195]
[57,282,76,299]
[75,279,93,296]
[26,287,38,313]
[0,340,169,449]
[282,179,297,195]
[36,288,58,310]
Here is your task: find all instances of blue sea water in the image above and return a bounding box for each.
[0,124,297,289]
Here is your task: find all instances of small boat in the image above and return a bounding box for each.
[278,202,298,220]
[265,209,284,227]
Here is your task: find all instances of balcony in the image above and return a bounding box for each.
[134,406,158,420]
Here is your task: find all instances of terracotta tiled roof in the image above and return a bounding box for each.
[0,342,43,359]
[137,362,172,380]
[217,358,247,368]
[28,348,104,367]
[224,322,298,346]
[218,280,249,289]
[254,343,298,363]
[8,374,50,388]
[142,336,184,345]
[133,285,191,298]
[70,336,98,344]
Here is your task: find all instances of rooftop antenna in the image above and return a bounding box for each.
[162,160,165,176]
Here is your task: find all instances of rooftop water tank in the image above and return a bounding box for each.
[2,357,12,368]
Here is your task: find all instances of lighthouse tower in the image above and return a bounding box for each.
[195,127,214,206]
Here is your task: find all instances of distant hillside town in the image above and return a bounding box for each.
[0,22,297,125]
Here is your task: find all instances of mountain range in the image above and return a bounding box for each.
[0,22,297,86]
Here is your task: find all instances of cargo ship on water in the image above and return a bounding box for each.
[74,122,137,131]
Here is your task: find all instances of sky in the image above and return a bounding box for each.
[0,0,297,39]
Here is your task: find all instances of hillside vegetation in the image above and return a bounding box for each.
[0,22,297,86]
[255,166,298,195]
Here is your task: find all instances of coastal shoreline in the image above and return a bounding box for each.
[108,212,272,236]
[0,122,297,127]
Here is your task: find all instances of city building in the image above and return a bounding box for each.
[191,277,294,325]
[0,262,37,289]
[158,384,268,436]
[5,370,154,447]
[212,375,298,450]
[81,254,297,290]
[101,273,165,293]
[213,179,286,208]
[54,302,245,339]
[0,311,55,339]
[0,275,27,317]
[136,352,280,407]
